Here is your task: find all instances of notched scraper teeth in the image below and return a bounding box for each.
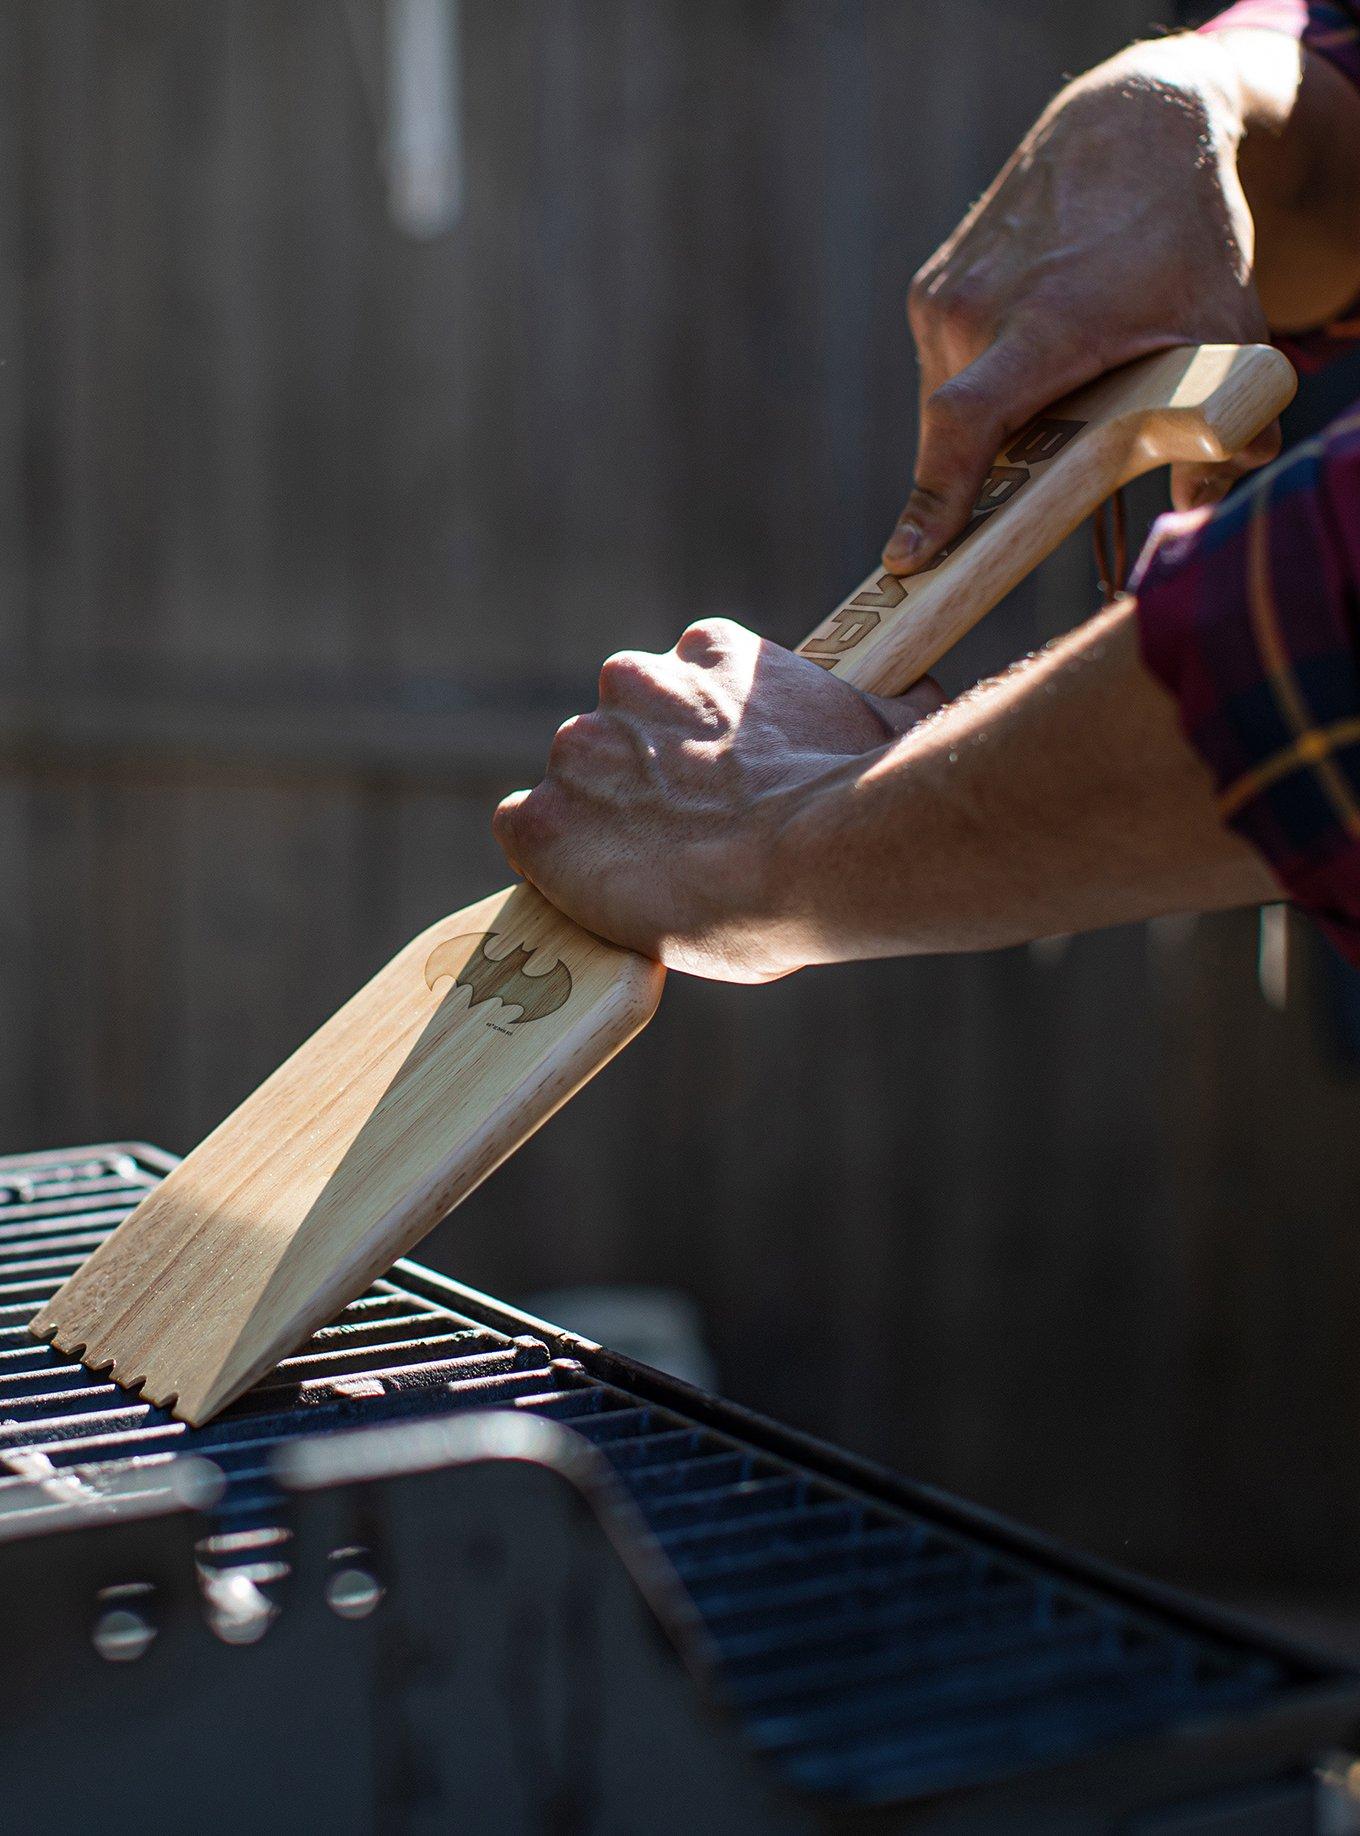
[50,1328,91,1363]
[68,1336,114,1373]
[101,1350,179,1413]
[30,1313,188,1415]
[34,1317,148,1390]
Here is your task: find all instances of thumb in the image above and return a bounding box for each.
[1170,419,1282,512]
[492,788,530,877]
[860,675,946,738]
[884,335,1093,577]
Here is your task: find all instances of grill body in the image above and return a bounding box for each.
[1,1143,1357,1835]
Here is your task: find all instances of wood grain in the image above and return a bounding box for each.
[30,341,1294,1424]
[802,343,1296,693]
[34,885,663,1421]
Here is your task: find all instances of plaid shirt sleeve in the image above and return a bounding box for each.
[1133,412,1360,965]
[1131,0,1360,963]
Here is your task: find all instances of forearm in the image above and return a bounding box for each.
[777,599,1277,963]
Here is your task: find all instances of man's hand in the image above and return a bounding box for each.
[885,29,1360,574]
[495,603,1275,977]
[493,619,942,981]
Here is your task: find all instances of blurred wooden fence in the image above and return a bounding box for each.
[1,0,1359,1600]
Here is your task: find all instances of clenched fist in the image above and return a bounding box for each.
[494,618,941,981]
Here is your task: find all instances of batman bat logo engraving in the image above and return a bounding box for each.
[423,932,573,1026]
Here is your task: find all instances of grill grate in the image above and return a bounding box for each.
[0,1144,1300,1806]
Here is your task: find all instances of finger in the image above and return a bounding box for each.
[1170,418,1283,512]
[491,788,531,877]
[597,649,664,708]
[672,615,753,663]
[883,332,1098,577]
[597,647,700,720]
[860,676,947,738]
[906,255,986,404]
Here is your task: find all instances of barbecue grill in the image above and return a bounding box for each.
[3,1142,1358,1834]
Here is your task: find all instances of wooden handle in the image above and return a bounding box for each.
[797,343,1296,695]
[26,342,1297,1429]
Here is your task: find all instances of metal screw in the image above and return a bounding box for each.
[326,1565,384,1620]
[92,1606,156,1663]
[204,1570,277,1647]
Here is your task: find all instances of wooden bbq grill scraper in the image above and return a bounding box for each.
[32,343,1295,1424]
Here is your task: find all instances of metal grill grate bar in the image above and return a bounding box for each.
[782,1665,1281,1800]
[0,1145,1303,1812]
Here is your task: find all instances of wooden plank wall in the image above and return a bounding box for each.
[1,0,1358,1600]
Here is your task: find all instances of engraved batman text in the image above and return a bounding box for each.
[798,413,1085,668]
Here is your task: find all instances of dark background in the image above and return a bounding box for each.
[2,0,1360,1628]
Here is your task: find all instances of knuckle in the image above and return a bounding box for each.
[935,277,990,339]
[903,480,952,520]
[906,269,933,327]
[922,378,971,432]
[921,373,1000,458]
[909,266,991,342]
[497,786,546,848]
[927,370,986,419]
[674,616,736,661]
[547,713,594,771]
[906,253,947,315]
[597,649,654,702]
[547,711,633,789]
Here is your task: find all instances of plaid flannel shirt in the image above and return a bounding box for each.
[1130,0,1360,963]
